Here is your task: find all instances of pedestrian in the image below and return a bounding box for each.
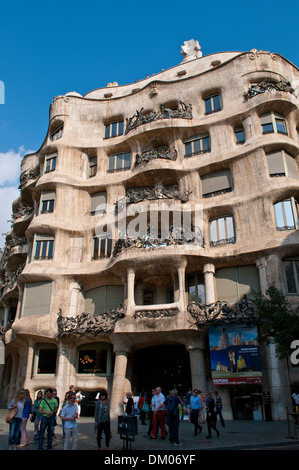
[165,389,183,446]
[51,388,60,446]
[145,389,156,437]
[138,391,149,424]
[215,390,225,427]
[60,392,69,438]
[7,389,26,450]
[198,390,205,423]
[205,392,219,438]
[60,391,78,450]
[189,389,203,435]
[19,388,32,447]
[75,390,85,418]
[124,392,134,416]
[150,387,167,440]
[38,387,58,450]
[94,389,111,450]
[33,390,43,443]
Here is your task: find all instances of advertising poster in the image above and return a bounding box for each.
[208,323,263,385]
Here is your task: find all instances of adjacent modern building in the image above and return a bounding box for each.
[1,40,299,420]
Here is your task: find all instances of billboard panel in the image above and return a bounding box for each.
[208,323,263,385]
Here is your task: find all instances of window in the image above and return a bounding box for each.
[284,259,299,294]
[215,266,260,304]
[235,127,245,144]
[204,93,221,115]
[93,236,112,259]
[210,215,235,246]
[40,190,55,214]
[50,124,63,141]
[202,169,232,198]
[34,234,54,260]
[187,273,205,304]
[36,345,57,374]
[107,152,131,173]
[84,285,124,314]
[274,198,299,231]
[184,134,211,157]
[104,120,124,139]
[90,192,107,215]
[21,281,52,317]
[267,151,298,178]
[44,154,57,173]
[89,156,97,177]
[260,112,288,135]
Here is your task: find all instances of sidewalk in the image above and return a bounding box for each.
[0,408,298,451]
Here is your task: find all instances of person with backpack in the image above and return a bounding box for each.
[164,389,183,446]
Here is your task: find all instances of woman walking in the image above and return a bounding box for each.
[205,392,219,438]
[7,389,26,450]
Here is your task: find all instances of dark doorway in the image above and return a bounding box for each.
[133,345,191,397]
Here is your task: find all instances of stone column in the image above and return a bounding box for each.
[69,282,81,316]
[110,345,130,418]
[56,342,75,407]
[23,340,34,393]
[187,342,207,393]
[126,268,135,316]
[8,353,19,402]
[203,263,216,305]
[177,257,187,311]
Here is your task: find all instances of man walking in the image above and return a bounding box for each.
[38,388,58,450]
[60,392,78,450]
[150,387,167,440]
[215,391,225,427]
[190,389,203,435]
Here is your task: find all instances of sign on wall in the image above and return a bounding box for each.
[208,323,263,385]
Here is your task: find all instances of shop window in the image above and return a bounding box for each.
[36,345,57,374]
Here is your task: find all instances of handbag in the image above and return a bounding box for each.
[5,407,18,424]
[141,398,149,414]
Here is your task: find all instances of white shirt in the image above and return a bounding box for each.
[155,393,165,411]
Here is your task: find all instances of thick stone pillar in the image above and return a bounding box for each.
[110,346,130,418]
[23,340,34,393]
[203,263,216,305]
[187,342,207,393]
[69,282,81,316]
[177,257,187,311]
[8,354,19,402]
[56,342,76,407]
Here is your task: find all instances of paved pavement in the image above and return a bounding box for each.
[0,408,298,452]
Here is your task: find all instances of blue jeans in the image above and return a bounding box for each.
[9,417,22,446]
[38,416,55,450]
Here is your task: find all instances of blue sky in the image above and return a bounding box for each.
[0,0,299,248]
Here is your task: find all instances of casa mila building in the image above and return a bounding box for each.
[0,40,299,420]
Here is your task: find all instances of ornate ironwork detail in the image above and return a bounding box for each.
[13,206,34,220]
[188,295,258,326]
[134,308,178,319]
[19,169,40,188]
[56,305,126,338]
[244,80,295,100]
[135,146,177,166]
[112,224,203,258]
[125,101,192,134]
[115,184,191,214]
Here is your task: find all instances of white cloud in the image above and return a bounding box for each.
[0,146,35,249]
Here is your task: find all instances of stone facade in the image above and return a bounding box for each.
[0,41,299,420]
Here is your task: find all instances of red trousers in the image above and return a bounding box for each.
[151,410,167,438]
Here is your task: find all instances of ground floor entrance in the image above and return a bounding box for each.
[230,387,266,420]
[133,344,192,397]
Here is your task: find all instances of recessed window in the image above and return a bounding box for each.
[274,198,299,231]
[284,259,299,294]
[267,151,298,178]
[34,234,54,260]
[204,93,221,115]
[202,169,232,198]
[50,124,63,141]
[89,156,97,177]
[234,127,245,144]
[104,120,124,139]
[36,345,57,374]
[44,154,57,173]
[93,236,112,259]
[90,192,107,216]
[187,273,205,304]
[107,152,131,173]
[40,190,55,214]
[260,112,288,135]
[210,215,235,246]
[184,134,211,157]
